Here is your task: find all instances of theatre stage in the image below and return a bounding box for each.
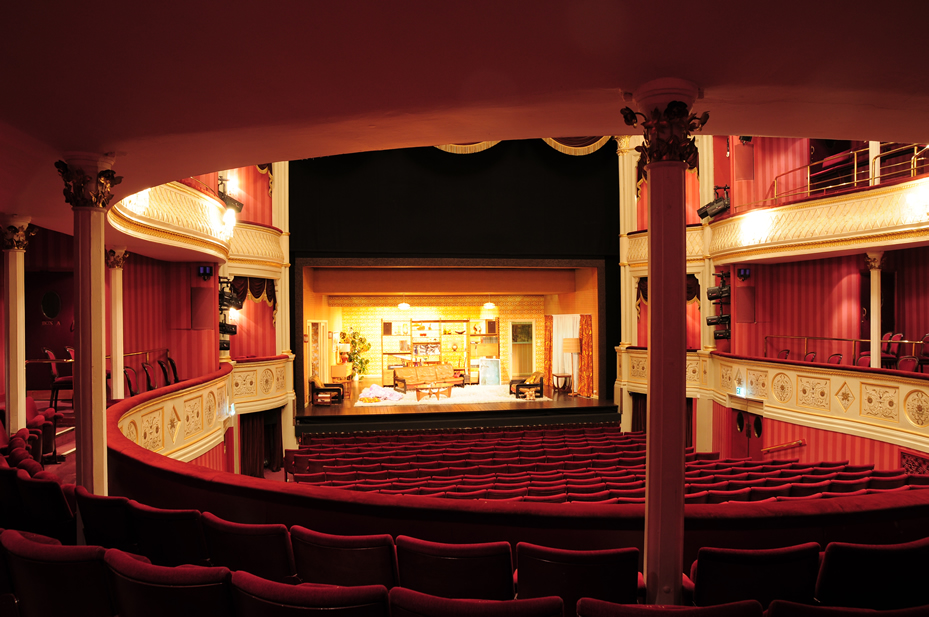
[294,380,619,435]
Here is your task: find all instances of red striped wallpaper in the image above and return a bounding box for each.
[712,401,732,460]
[190,438,228,472]
[763,417,902,469]
[752,137,810,205]
[24,227,73,271]
[635,294,701,349]
[189,172,219,198]
[732,256,861,362]
[899,245,929,348]
[229,165,273,227]
[229,295,277,358]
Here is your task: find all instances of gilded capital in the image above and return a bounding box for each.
[620,101,708,172]
[1,219,37,251]
[106,247,130,269]
[865,251,884,271]
[55,160,123,209]
[614,135,633,156]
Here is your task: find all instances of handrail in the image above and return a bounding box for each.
[761,439,806,455]
[26,347,169,365]
[763,334,925,363]
[912,146,929,176]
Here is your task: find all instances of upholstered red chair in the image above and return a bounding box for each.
[857,332,892,367]
[917,333,929,373]
[41,347,72,411]
[126,500,209,567]
[766,600,929,616]
[684,542,820,609]
[104,547,234,617]
[816,536,929,609]
[74,485,136,551]
[157,359,174,385]
[395,535,514,600]
[141,362,159,390]
[777,349,790,360]
[802,351,816,362]
[124,366,140,397]
[897,355,919,372]
[577,599,763,617]
[390,587,562,617]
[2,529,114,617]
[290,526,398,588]
[826,353,843,364]
[201,512,297,583]
[516,543,640,617]
[14,469,76,544]
[232,571,390,616]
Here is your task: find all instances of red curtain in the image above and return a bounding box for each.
[239,412,264,478]
[231,277,277,315]
[631,393,647,433]
[264,408,283,473]
[578,314,593,397]
[544,315,553,388]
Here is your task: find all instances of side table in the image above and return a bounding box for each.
[552,373,572,392]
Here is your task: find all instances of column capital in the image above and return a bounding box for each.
[55,153,122,210]
[865,251,885,271]
[620,78,708,173]
[106,246,130,269]
[1,215,36,251]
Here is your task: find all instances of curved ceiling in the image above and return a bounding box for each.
[2,1,928,239]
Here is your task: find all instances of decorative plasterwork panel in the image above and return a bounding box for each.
[905,390,929,428]
[797,376,830,411]
[109,182,231,260]
[836,382,855,412]
[686,359,699,383]
[123,420,138,444]
[719,364,734,392]
[701,359,708,385]
[260,368,275,394]
[772,373,792,403]
[234,371,257,397]
[746,369,768,399]
[861,383,899,422]
[205,391,217,428]
[627,235,648,265]
[141,409,163,452]
[228,223,285,273]
[275,367,285,391]
[631,357,647,379]
[710,178,929,264]
[685,226,705,261]
[185,396,203,438]
[734,369,744,392]
[168,406,181,443]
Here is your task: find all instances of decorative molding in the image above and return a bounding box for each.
[686,360,700,383]
[865,251,885,271]
[772,373,792,403]
[141,409,163,452]
[260,368,274,394]
[746,369,768,399]
[719,364,734,392]
[905,390,929,427]
[105,247,130,269]
[1,221,37,251]
[542,136,612,156]
[620,101,708,170]
[55,159,122,210]
[205,391,216,428]
[234,370,257,397]
[860,382,899,422]
[625,227,704,266]
[168,406,181,444]
[227,223,285,278]
[184,396,203,438]
[631,357,647,378]
[836,382,855,412]
[434,141,500,154]
[797,375,830,410]
[275,367,285,391]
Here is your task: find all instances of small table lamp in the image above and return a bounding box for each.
[562,337,581,397]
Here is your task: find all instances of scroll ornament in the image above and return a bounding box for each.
[1,222,37,250]
[55,160,123,209]
[620,101,708,171]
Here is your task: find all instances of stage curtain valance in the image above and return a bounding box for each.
[543,136,611,156]
[231,277,277,322]
[434,141,500,154]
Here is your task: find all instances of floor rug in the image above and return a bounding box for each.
[353,384,550,406]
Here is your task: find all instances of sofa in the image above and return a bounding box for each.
[393,364,464,392]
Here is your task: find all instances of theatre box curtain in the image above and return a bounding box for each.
[544,315,553,387]
[231,277,277,321]
[578,314,594,397]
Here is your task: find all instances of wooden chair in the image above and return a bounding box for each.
[41,348,72,412]
[776,349,790,360]
[141,362,159,391]
[802,351,816,362]
[124,367,139,397]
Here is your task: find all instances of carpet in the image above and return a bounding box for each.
[353,384,551,407]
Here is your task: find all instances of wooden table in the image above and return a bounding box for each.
[552,373,572,392]
[411,382,456,401]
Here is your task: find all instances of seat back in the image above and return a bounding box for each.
[75,485,136,551]
[856,355,871,367]
[124,367,139,397]
[167,356,180,383]
[41,347,60,380]
[15,469,75,544]
[390,587,562,617]
[816,537,929,610]
[104,548,234,617]
[291,525,398,587]
[577,598,764,617]
[803,351,816,362]
[231,570,390,617]
[691,542,820,609]
[897,356,918,372]
[126,500,210,567]
[880,331,893,352]
[777,349,789,360]
[395,535,514,600]
[141,362,158,390]
[201,512,296,583]
[158,360,174,385]
[888,333,904,356]
[827,353,842,364]
[2,529,113,617]
[516,542,639,617]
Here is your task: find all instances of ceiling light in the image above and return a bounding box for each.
[483,302,495,309]
[398,295,410,310]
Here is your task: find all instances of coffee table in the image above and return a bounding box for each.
[412,382,456,401]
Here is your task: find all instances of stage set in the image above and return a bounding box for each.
[294,379,618,435]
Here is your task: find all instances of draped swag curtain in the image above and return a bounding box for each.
[544,315,553,387]
[435,137,610,157]
[232,277,277,321]
[636,274,701,320]
[578,314,594,397]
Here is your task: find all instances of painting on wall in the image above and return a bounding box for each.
[479,358,501,385]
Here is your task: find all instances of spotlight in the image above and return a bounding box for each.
[698,185,730,219]
[706,314,731,326]
[714,330,731,340]
[707,285,731,301]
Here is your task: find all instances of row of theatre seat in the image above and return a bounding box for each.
[3,494,929,617]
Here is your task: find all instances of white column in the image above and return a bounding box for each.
[617,136,641,427]
[272,161,291,355]
[59,153,119,495]
[869,141,881,186]
[695,134,717,350]
[867,252,883,369]
[2,215,33,433]
[107,247,128,399]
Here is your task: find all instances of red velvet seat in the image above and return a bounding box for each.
[15,468,75,544]
[201,512,296,583]
[576,598,763,616]
[75,485,136,551]
[516,542,640,617]
[2,529,113,617]
[290,526,398,588]
[104,547,234,617]
[395,535,514,600]
[816,536,929,610]
[231,571,390,616]
[389,587,562,617]
[766,600,929,616]
[685,542,820,609]
[126,500,209,567]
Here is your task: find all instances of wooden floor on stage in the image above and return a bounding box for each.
[297,379,614,419]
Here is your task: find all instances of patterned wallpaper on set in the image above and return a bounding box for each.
[330,296,545,383]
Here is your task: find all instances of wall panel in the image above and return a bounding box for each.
[763,417,901,468]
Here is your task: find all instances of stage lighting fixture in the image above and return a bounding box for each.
[706,314,731,326]
[698,185,731,219]
[714,330,731,340]
[707,285,731,301]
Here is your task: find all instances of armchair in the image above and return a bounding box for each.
[310,376,344,405]
[510,372,544,398]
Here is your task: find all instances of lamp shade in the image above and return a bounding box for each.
[562,337,580,354]
[338,344,351,353]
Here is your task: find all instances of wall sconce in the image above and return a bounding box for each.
[737,267,751,282]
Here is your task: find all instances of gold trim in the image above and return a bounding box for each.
[108,207,230,259]
[228,257,284,267]
[161,426,225,457]
[542,136,612,156]
[434,141,500,154]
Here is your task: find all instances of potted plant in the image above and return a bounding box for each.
[340,328,372,379]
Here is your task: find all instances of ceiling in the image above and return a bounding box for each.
[3,1,929,245]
